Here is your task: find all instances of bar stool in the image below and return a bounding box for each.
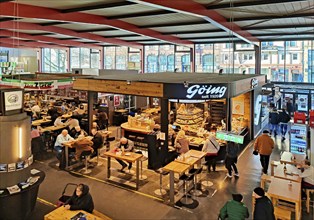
[180,173,194,205]
[139,156,148,180]
[80,150,93,174]
[189,167,203,196]
[154,168,169,196]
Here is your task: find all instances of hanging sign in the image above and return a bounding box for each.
[164,83,228,99]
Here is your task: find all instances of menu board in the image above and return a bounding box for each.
[290,123,307,155]
[216,131,244,144]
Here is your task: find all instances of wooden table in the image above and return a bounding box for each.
[274,164,301,182]
[32,118,52,126]
[62,136,93,170]
[163,161,191,206]
[267,177,301,220]
[103,151,143,190]
[184,149,206,159]
[44,206,107,220]
[61,113,72,119]
[40,124,67,132]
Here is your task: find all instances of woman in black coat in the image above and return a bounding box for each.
[64,184,94,213]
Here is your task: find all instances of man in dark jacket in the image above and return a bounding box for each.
[269,107,279,137]
[90,128,104,158]
[64,183,94,213]
[219,194,249,220]
[253,187,275,220]
[278,107,291,141]
[225,142,239,178]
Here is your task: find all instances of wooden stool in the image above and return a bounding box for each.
[306,189,314,213]
[260,174,272,189]
[274,206,291,220]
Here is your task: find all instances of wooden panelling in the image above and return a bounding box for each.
[73,79,164,97]
[234,75,266,96]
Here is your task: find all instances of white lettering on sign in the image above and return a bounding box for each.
[186,85,227,99]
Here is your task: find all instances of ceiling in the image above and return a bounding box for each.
[0,0,313,49]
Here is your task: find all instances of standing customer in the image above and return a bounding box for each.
[202,133,220,172]
[219,194,249,220]
[252,187,275,220]
[64,183,94,213]
[174,130,190,155]
[278,107,291,141]
[254,130,275,174]
[225,142,239,178]
[269,107,279,137]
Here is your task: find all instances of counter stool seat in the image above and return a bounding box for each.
[80,150,93,174]
[189,167,203,197]
[180,173,194,205]
[154,169,169,196]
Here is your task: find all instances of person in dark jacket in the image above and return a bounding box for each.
[278,107,291,141]
[269,107,280,137]
[225,142,239,178]
[253,187,275,220]
[64,183,94,213]
[90,128,104,158]
[219,193,249,220]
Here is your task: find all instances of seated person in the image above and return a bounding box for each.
[97,110,108,130]
[174,130,189,154]
[114,137,134,171]
[90,128,104,158]
[72,135,94,160]
[31,103,41,119]
[54,116,65,127]
[64,183,94,213]
[299,162,314,192]
[280,151,307,165]
[70,126,88,139]
[54,130,74,166]
[92,122,100,131]
[66,117,80,131]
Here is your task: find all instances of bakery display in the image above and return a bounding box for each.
[127,114,155,131]
[174,104,203,133]
[231,116,248,134]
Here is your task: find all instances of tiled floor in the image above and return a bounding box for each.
[27,131,313,220]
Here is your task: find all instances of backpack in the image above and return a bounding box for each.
[226,142,239,158]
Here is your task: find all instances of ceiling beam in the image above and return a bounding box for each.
[1,2,192,46]
[0,37,68,49]
[0,21,142,48]
[61,1,136,13]
[206,0,307,9]
[129,0,259,45]
[231,12,314,22]
[139,20,207,28]
[243,23,314,30]
[41,21,72,26]
[107,10,175,20]
[0,29,101,49]
[0,42,31,49]
[162,29,223,35]
[76,27,117,33]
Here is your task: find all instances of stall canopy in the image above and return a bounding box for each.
[73,72,266,99]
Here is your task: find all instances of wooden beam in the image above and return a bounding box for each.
[73,79,164,98]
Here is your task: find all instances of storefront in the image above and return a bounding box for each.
[73,72,266,168]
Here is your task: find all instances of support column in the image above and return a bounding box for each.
[160,98,169,149]
[88,91,96,133]
[255,44,261,75]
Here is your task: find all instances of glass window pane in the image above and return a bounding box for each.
[80,48,90,68]
[104,47,115,69]
[115,46,127,70]
[70,48,79,69]
[91,52,100,69]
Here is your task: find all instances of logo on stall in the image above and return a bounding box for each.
[7,94,19,103]
[186,84,227,99]
[251,78,258,88]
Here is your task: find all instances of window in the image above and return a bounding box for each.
[292,53,298,61]
[249,54,253,60]
[42,48,67,72]
[286,41,297,47]
[262,53,269,60]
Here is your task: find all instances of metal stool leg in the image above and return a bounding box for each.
[154,172,166,196]
[190,171,203,196]
[180,177,194,205]
[81,155,92,174]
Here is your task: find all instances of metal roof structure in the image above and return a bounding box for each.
[0,0,313,49]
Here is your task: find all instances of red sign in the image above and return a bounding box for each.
[114,95,120,107]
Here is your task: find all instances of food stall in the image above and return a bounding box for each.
[73,72,266,169]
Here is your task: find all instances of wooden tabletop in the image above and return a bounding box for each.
[175,156,199,166]
[44,206,108,220]
[121,122,152,134]
[103,151,142,163]
[32,119,52,126]
[267,177,301,203]
[61,113,72,118]
[185,149,206,159]
[274,164,301,182]
[40,124,67,132]
[163,161,190,174]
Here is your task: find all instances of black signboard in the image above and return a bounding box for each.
[164,83,228,99]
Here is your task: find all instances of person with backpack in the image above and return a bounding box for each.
[225,141,239,178]
[278,107,291,141]
[269,107,280,138]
